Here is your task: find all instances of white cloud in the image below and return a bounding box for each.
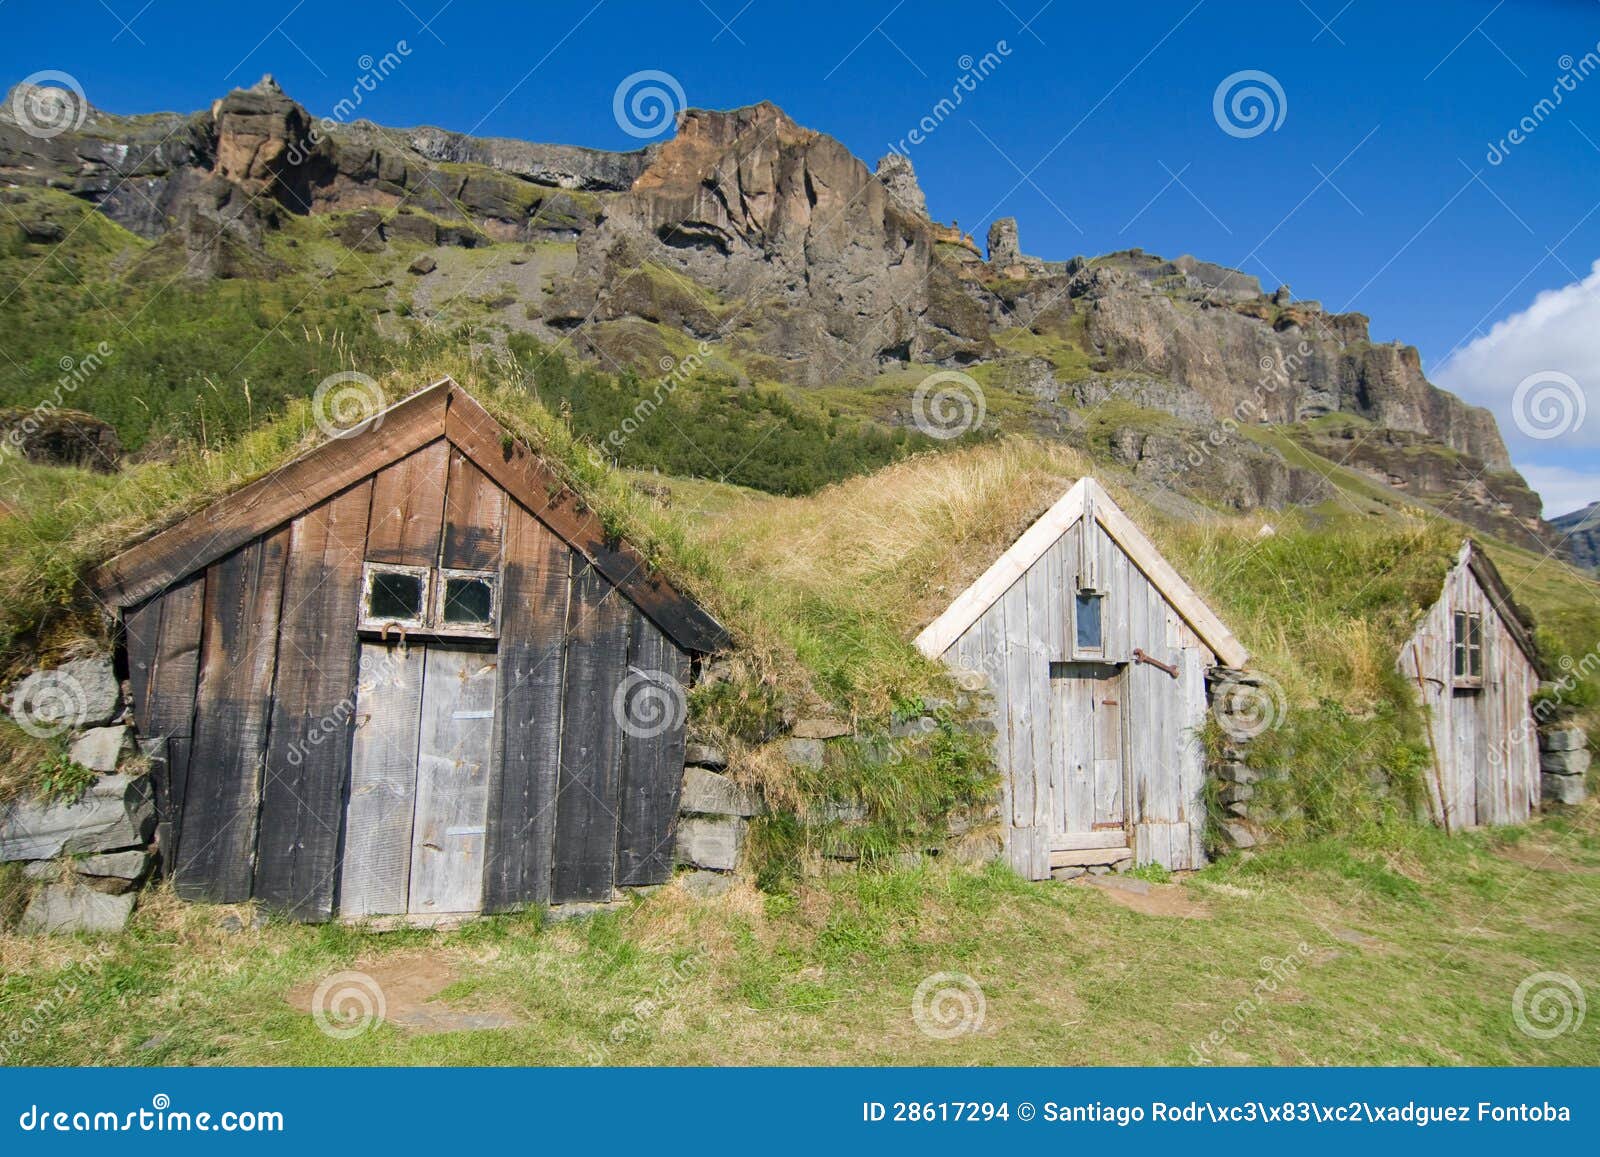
[1435,261,1600,517]
[1436,261,1600,449]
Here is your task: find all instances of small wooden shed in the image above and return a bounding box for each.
[915,478,1248,877]
[95,379,727,922]
[1398,540,1543,829]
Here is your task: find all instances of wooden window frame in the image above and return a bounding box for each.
[359,562,431,633]
[1071,588,1107,661]
[359,562,501,640]
[433,567,501,639]
[1452,610,1484,690]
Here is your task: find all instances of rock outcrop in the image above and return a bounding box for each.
[1,80,1537,528]
[1551,502,1600,571]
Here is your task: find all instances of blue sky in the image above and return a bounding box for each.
[5,0,1599,513]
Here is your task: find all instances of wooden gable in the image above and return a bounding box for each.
[95,378,728,655]
[914,478,1248,668]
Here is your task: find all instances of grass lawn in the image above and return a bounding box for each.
[3,803,1597,1067]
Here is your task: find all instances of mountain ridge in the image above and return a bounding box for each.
[0,75,1558,553]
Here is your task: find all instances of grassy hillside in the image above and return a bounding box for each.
[3,808,1597,1065]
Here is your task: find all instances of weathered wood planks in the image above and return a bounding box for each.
[551,562,633,902]
[123,574,205,866]
[174,530,290,902]
[340,641,425,917]
[255,482,371,920]
[614,616,691,887]
[483,506,572,911]
[441,449,506,571]
[408,646,497,914]
[364,440,450,566]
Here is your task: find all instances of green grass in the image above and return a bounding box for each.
[3,805,1596,1066]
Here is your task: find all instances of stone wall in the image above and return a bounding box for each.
[0,655,154,933]
[1540,724,1591,805]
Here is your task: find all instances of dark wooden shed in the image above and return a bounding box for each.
[95,379,726,922]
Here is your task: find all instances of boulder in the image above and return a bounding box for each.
[790,717,851,740]
[678,766,761,817]
[1221,822,1258,848]
[1541,748,1591,776]
[783,737,824,770]
[682,742,728,770]
[0,408,121,471]
[19,883,135,934]
[1540,728,1587,753]
[0,773,153,861]
[75,849,152,894]
[675,817,744,872]
[407,253,437,275]
[7,657,121,731]
[1543,772,1588,805]
[69,725,127,772]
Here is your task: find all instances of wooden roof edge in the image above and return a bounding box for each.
[92,378,729,654]
[440,387,729,654]
[1460,539,1545,677]
[1082,479,1251,669]
[913,479,1089,660]
[914,478,1250,669]
[93,379,455,608]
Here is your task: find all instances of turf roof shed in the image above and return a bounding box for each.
[1398,540,1544,830]
[915,478,1248,878]
[95,378,727,922]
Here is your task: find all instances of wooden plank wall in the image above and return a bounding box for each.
[483,504,572,911]
[1399,558,1540,828]
[943,512,1215,875]
[122,574,205,868]
[125,437,695,918]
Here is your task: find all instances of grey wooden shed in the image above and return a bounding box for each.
[1398,540,1543,830]
[915,478,1248,877]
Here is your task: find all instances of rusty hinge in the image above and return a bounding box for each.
[1132,648,1179,678]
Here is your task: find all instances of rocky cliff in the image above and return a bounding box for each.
[1,77,1554,546]
[1552,503,1600,571]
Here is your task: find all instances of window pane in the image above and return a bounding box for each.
[1454,644,1466,678]
[1075,592,1103,651]
[369,572,423,620]
[443,577,494,625]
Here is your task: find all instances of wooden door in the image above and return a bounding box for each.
[340,643,497,917]
[1050,663,1127,841]
[341,641,426,917]
[408,646,497,914]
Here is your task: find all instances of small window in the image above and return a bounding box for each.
[1453,611,1483,685]
[1075,591,1104,654]
[361,563,430,631]
[439,570,497,631]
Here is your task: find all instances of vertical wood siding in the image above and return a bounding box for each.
[942,514,1216,875]
[124,439,694,918]
[1398,558,1540,828]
